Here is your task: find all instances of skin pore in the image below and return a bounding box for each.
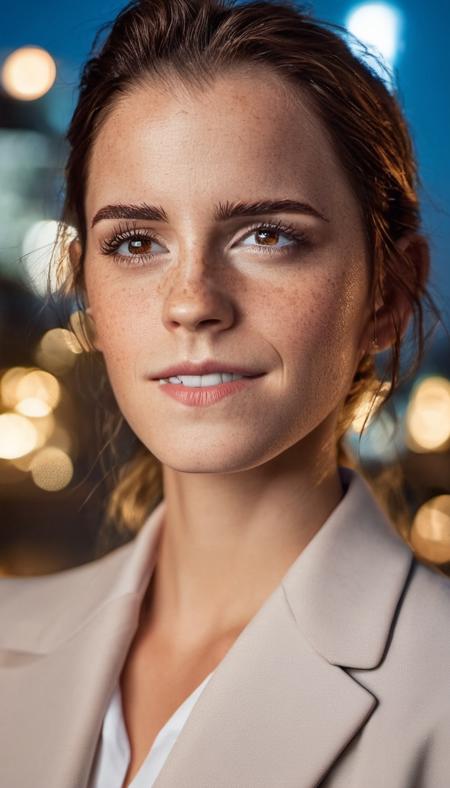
[74,65,398,649]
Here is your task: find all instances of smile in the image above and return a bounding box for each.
[156,373,264,407]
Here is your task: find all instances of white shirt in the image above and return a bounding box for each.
[89,670,215,787]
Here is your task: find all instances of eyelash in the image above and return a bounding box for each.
[99,219,311,267]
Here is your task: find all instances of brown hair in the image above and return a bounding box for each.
[53,0,442,547]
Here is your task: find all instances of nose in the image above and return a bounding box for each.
[161,254,235,334]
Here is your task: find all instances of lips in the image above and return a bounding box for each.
[156,373,261,407]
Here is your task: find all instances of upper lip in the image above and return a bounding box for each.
[151,361,265,379]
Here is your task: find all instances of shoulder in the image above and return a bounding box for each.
[370,556,450,711]
[0,540,135,653]
[402,556,450,639]
[390,560,450,765]
[400,556,450,665]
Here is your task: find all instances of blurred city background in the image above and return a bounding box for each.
[0,1,449,576]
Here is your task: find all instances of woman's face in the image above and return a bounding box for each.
[82,67,373,473]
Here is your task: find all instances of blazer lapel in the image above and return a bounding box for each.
[0,467,414,788]
[153,578,378,788]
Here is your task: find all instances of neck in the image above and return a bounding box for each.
[142,437,345,650]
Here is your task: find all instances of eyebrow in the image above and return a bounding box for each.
[90,198,329,228]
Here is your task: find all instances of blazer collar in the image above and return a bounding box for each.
[282,465,414,669]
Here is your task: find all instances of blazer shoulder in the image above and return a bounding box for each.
[391,560,450,743]
[398,556,450,662]
[0,539,135,653]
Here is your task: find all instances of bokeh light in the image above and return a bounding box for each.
[10,413,56,468]
[29,446,74,491]
[35,327,83,374]
[346,3,403,63]
[14,397,52,417]
[0,367,28,408]
[0,412,39,459]
[345,3,403,87]
[410,496,450,564]
[21,220,78,296]
[405,376,450,452]
[1,46,56,100]
[15,368,61,411]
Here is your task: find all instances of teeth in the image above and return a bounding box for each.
[159,372,245,386]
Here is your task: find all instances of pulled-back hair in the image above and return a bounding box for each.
[53,0,441,546]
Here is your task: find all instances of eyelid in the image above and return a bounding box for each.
[99,218,310,261]
[98,222,167,255]
[232,219,306,247]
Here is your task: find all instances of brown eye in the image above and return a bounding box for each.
[100,228,166,265]
[254,229,279,246]
[128,238,153,255]
[240,223,303,251]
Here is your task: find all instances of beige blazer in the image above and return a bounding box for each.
[1,466,449,788]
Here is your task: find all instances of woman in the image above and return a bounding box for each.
[0,0,448,786]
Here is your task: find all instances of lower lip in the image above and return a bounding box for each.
[155,376,263,407]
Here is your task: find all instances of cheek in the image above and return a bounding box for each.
[86,269,153,374]
[98,306,152,370]
[265,265,367,365]
[265,268,368,433]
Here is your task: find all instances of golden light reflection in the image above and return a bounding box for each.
[11,421,71,473]
[410,496,450,564]
[16,368,60,409]
[350,383,390,432]
[405,376,450,452]
[35,328,82,374]
[10,414,56,469]
[29,447,74,492]
[0,413,39,459]
[15,397,52,417]
[1,46,56,100]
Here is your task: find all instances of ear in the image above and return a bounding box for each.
[364,232,430,355]
[68,237,103,352]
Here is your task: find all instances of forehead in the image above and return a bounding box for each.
[86,66,357,224]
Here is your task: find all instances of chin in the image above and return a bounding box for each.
[155,453,254,475]
[150,441,272,475]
